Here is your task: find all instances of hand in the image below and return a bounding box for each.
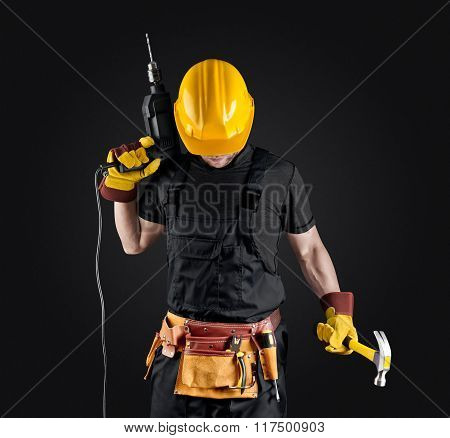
[105,136,160,189]
[317,307,358,355]
[99,136,160,202]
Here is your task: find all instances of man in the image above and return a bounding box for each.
[99,59,357,417]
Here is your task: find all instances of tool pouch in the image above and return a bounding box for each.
[259,346,279,381]
[143,332,163,380]
[252,331,279,381]
[174,335,258,399]
[144,309,281,399]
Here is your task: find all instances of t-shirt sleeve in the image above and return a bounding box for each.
[282,166,315,233]
[138,180,166,225]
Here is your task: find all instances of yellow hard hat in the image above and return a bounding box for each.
[174,59,254,155]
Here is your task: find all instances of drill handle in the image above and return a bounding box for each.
[99,147,157,174]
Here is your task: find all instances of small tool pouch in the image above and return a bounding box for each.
[143,332,163,380]
[259,346,279,381]
[174,334,258,399]
[253,330,279,381]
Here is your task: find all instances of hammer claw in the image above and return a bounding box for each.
[372,330,391,387]
[378,331,391,357]
[373,331,391,367]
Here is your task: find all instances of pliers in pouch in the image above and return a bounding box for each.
[228,335,249,394]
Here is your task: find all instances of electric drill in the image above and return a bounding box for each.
[100,34,180,174]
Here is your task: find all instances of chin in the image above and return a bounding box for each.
[201,153,237,168]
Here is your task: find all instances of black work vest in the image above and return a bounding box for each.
[163,147,286,323]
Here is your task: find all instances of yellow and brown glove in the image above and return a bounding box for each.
[317,292,358,355]
[99,136,160,202]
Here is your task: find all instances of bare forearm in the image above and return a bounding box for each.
[298,245,340,297]
[114,201,164,254]
[287,227,340,298]
[114,201,142,254]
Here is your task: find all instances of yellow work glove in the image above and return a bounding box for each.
[316,292,358,355]
[99,136,160,202]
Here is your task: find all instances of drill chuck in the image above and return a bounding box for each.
[147,61,161,84]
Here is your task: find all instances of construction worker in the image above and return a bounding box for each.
[99,59,357,417]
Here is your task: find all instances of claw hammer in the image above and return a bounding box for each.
[343,330,392,387]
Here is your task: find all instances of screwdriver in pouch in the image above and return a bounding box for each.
[259,329,280,402]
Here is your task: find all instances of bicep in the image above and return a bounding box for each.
[138,217,165,250]
[287,225,322,259]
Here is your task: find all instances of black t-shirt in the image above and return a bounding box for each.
[138,144,315,235]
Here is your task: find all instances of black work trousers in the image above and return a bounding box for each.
[147,319,288,418]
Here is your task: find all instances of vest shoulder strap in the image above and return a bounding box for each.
[171,154,191,185]
[246,146,277,186]
[161,155,191,207]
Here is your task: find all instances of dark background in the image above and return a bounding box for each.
[1,0,449,418]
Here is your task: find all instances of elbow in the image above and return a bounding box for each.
[122,244,144,255]
[298,243,322,263]
[297,248,311,263]
[298,247,315,263]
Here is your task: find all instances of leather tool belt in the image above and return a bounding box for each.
[144,308,281,399]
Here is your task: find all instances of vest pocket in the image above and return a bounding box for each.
[168,236,243,310]
[169,236,220,309]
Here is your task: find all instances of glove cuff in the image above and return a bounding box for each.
[320,292,354,316]
[98,177,137,202]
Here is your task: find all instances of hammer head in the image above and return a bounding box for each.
[372,331,391,387]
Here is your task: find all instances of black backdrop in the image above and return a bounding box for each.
[1,1,449,418]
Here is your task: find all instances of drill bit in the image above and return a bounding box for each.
[145,33,154,62]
